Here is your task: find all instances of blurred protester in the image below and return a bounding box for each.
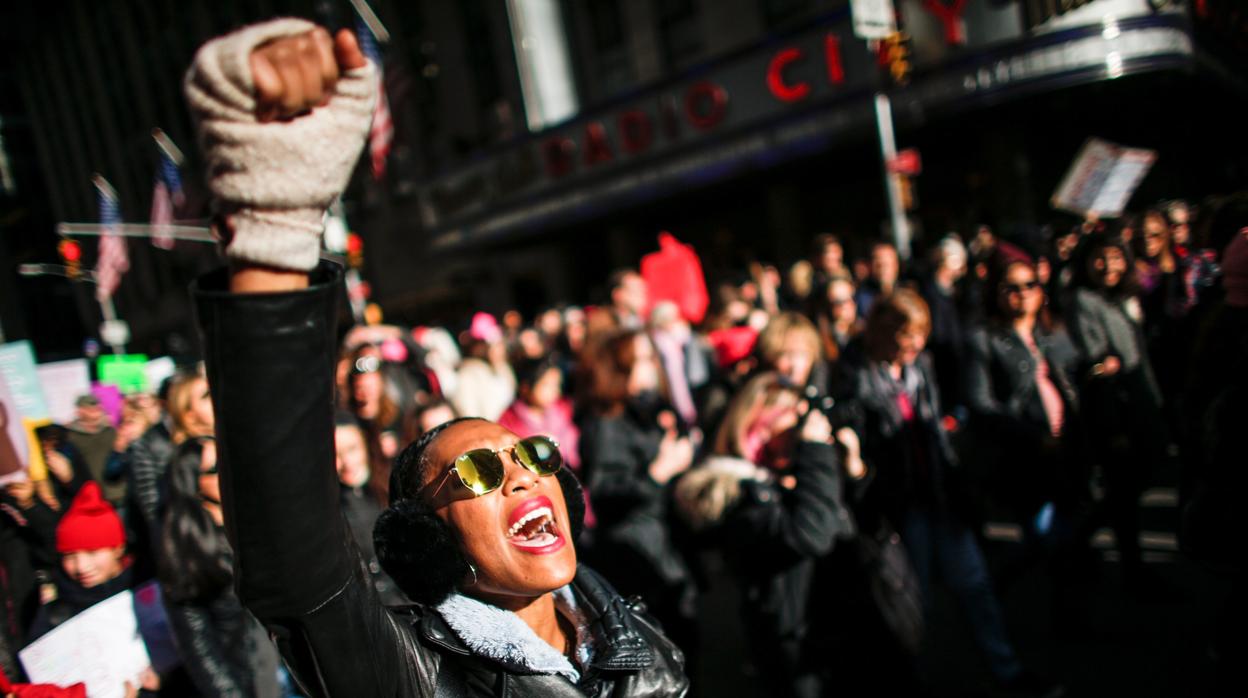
[608,269,650,331]
[1181,219,1248,694]
[578,329,698,659]
[676,373,855,697]
[809,274,862,363]
[749,262,784,316]
[451,313,516,421]
[157,438,280,697]
[333,415,405,605]
[34,426,91,509]
[784,260,814,309]
[401,397,459,444]
[411,326,461,400]
[1135,209,1190,405]
[1046,225,1083,314]
[965,254,1089,624]
[499,356,581,475]
[919,235,970,413]
[1,473,62,652]
[64,395,121,508]
[1165,200,1192,249]
[649,301,700,427]
[854,242,901,318]
[851,291,1057,695]
[810,233,847,288]
[345,344,402,458]
[26,482,160,693]
[127,370,211,583]
[1067,233,1167,591]
[754,313,825,395]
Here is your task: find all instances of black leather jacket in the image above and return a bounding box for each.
[193,264,688,697]
[965,324,1079,444]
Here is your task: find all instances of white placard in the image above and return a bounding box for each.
[1051,137,1157,218]
[851,0,897,39]
[36,359,92,425]
[19,588,152,698]
[145,357,177,394]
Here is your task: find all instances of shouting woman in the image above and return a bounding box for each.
[186,19,687,697]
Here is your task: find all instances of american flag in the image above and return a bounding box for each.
[356,15,393,180]
[150,136,185,249]
[93,175,129,302]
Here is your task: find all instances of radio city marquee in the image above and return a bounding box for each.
[418,0,1192,237]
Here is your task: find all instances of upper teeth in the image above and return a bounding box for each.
[508,507,552,538]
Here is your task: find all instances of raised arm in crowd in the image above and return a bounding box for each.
[185,18,687,697]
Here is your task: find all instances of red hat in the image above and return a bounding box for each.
[56,482,125,553]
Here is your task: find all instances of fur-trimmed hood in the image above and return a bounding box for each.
[673,456,770,532]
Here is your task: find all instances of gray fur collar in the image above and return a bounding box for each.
[436,587,590,682]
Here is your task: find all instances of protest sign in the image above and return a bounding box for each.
[37,359,92,425]
[0,373,25,482]
[92,383,124,427]
[19,581,174,698]
[1051,138,1157,218]
[0,341,49,421]
[97,354,149,395]
[145,357,177,394]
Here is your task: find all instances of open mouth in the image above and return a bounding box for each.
[506,496,565,553]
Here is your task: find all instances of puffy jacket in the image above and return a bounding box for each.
[674,442,853,689]
[193,264,687,697]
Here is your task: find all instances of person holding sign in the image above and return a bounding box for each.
[186,19,686,697]
[24,482,161,693]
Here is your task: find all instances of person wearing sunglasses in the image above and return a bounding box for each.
[964,249,1088,628]
[1067,233,1167,594]
[184,19,687,697]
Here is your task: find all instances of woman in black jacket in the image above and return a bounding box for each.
[675,372,854,697]
[576,329,698,667]
[186,20,686,697]
[1066,234,1167,589]
[850,291,1053,694]
[965,253,1089,617]
[156,437,280,698]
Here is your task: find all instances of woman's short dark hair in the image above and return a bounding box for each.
[513,355,561,392]
[1071,232,1139,299]
[156,437,233,603]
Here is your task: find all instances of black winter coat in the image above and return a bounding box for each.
[578,408,693,598]
[964,325,1086,513]
[682,441,853,692]
[849,355,963,525]
[193,264,688,697]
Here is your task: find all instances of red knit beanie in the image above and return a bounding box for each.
[56,482,125,553]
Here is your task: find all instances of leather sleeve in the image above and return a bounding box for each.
[193,263,434,697]
[163,599,248,697]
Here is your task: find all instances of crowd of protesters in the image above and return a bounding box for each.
[1,185,1243,696]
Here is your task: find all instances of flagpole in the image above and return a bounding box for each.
[347,0,389,42]
[151,128,185,165]
[59,222,214,241]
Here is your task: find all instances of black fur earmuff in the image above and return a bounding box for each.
[373,466,588,607]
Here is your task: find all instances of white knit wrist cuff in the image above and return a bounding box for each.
[225,208,325,272]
